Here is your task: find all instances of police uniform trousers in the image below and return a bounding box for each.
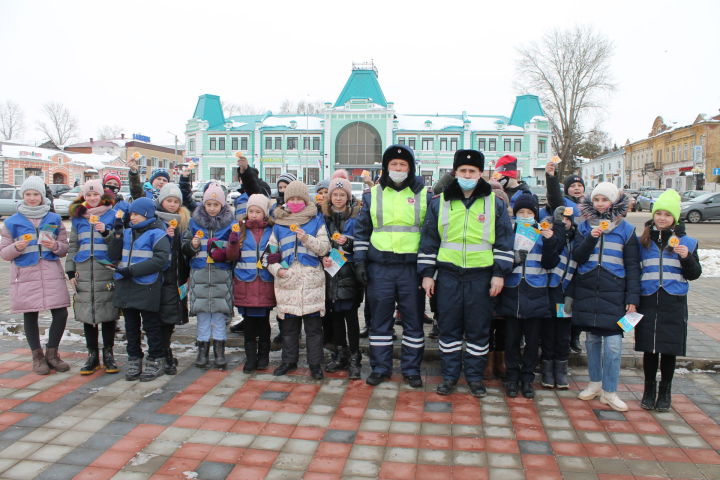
[367,262,425,376]
[436,267,492,383]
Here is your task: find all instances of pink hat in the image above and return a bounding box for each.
[103,171,122,185]
[332,169,349,180]
[203,183,226,206]
[328,176,352,201]
[81,179,104,197]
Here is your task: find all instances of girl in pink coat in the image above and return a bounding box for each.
[0,176,71,374]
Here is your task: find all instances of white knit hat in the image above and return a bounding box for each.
[591,182,619,204]
[20,176,46,200]
[158,183,182,205]
[246,194,270,217]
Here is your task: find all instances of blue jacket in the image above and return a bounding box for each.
[71,208,116,263]
[4,212,62,266]
[187,219,234,270]
[234,225,273,282]
[273,214,324,267]
[639,234,698,296]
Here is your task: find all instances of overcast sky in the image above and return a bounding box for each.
[1,0,718,150]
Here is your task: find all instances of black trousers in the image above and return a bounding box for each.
[124,308,163,359]
[84,321,116,350]
[23,308,67,350]
[489,316,506,352]
[643,352,676,384]
[505,317,542,383]
[161,324,175,352]
[330,310,360,353]
[244,313,271,345]
[281,313,323,365]
[541,316,571,361]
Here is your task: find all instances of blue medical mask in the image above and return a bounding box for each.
[457,177,478,191]
[516,215,536,223]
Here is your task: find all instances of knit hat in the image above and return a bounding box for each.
[149,169,170,184]
[277,172,297,187]
[453,149,485,172]
[652,189,681,224]
[283,180,311,205]
[495,155,518,179]
[158,183,182,205]
[328,176,352,201]
[315,179,330,192]
[554,205,575,224]
[563,174,585,195]
[20,176,47,199]
[203,183,226,206]
[103,171,122,185]
[81,179,104,197]
[246,194,270,217]
[513,192,538,217]
[333,169,349,180]
[591,182,619,204]
[129,197,156,218]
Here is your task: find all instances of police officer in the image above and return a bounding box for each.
[354,144,432,388]
[419,150,514,397]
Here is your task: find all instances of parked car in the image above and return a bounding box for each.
[528,185,547,208]
[351,182,366,199]
[680,190,705,202]
[53,198,71,218]
[60,186,82,202]
[0,187,22,217]
[680,192,720,223]
[48,184,72,198]
[192,181,228,203]
[635,190,664,212]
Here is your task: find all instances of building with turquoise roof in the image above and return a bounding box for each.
[185,62,552,187]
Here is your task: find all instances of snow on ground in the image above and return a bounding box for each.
[699,249,720,277]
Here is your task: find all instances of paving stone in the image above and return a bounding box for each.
[488,468,525,480]
[453,450,487,466]
[343,459,379,477]
[487,452,522,468]
[282,439,318,455]
[424,401,452,413]
[417,448,452,464]
[545,429,578,442]
[589,457,631,475]
[322,429,356,444]
[261,390,290,401]
[34,463,84,480]
[594,408,627,421]
[1,460,51,480]
[384,447,417,463]
[518,440,553,455]
[609,432,642,444]
[349,445,385,462]
[556,455,594,472]
[264,468,305,480]
[249,434,288,450]
[273,452,313,471]
[388,421,421,435]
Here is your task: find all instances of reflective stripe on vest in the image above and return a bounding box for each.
[369,184,427,254]
[274,215,324,267]
[577,220,634,277]
[4,212,62,267]
[506,240,549,288]
[235,193,249,220]
[114,227,168,285]
[188,219,234,270]
[72,208,116,263]
[234,227,273,282]
[436,193,495,268]
[640,235,697,296]
[549,243,577,291]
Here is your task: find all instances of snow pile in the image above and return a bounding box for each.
[699,249,720,277]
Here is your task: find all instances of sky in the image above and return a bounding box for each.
[1,0,718,150]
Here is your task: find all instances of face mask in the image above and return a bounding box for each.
[388,170,408,184]
[104,184,119,194]
[286,201,305,214]
[457,178,478,191]
[516,215,536,224]
[498,176,510,188]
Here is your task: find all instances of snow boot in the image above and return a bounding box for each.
[640,380,657,410]
[213,340,227,370]
[541,359,555,388]
[31,349,50,375]
[554,360,569,389]
[45,346,70,372]
[102,346,119,374]
[194,341,210,368]
[348,351,362,379]
[80,349,101,375]
[243,341,258,373]
[655,382,672,412]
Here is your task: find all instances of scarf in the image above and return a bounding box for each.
[130,217,156,230]
[82,203,112,219]
[156,210,180,225]
[17,202,51,219]
[273,203,318,227]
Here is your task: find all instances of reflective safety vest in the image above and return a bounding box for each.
[188,219,234,270]
[640,235,697,296]
[540,197,582,224]
[273,215,324,267]
[549,238,577,292]
[436,193,495,268]
[327,216,356,262]
[577,220,635,277]
[4,212,62,267]
[234,193,249,220]
[506,230,549,288]
[234,226,273,282]
[369,184,427,254]
[71,208,116,263]
[114,227,168,285]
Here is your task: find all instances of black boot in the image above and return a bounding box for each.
[243,341,258,373]
[570,330,582,353]
[125,357,142,381]
[257,341,270,370]
[213,340,227,370]
[140,357,166,382]
[102,346,119,374]
[326,347,349,372]
[521,380,535,399]
[309,364,324,380]
[554,360,569,390]
[194,341,210,368]
[505,380,519,398]
[80,349,101,375]
[655,381,672,412]
[640,380,657,410]
[541,359,555,388]
[348,351,361,380]
[164,348,178,375]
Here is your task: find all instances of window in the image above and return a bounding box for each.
[265,167,281,184]
[335,122,382,166]
[397,137,405,145]
[0,189,12,199]
[188,138,195,153]
[478,138,486,151]
[421,137,433,151]
[538,139,546,153]
[151,157,158,167]
[218,137,226,151]
[303,167,320,185]
[440,138,448,151]
[210,137,217,151]
[274,137,281,150]
[408,138,416,150]
[241,137,248,150]
[504,139,511,151]
[421,171,434,186]
[209,167,225,182]
[265,137,272,150]
[488,139,496,151]
[231,137,238,150]
[287,137,298,150]
[513,139,521,152]
[450,138,457,151]
[303,137,310,150]
[13,169,23,185]
[312,137,320,151]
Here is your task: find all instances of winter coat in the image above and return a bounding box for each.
[65,196,119,324]
[267,204,330,318]
[226,217,276,309]
[0,214,71,314]
[634,222,702,356]
[107,218,172,312]
[156,207,192,325]
[181,205,238,316]
[571,194,641,334]
[322,202,361,306]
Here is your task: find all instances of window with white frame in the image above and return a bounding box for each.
[274,137,281,150]
[312,137,320,150]
[504,139,511,151]
[478,138,486,151]
[440,138,448,151]
[188,138,196,153]
[265,167,281,184]
[210,137,217,151]
[450,138,458,151]
[13,169,24,186]
[287,137,298,150]
[488,139,496,151]
[218,137,226,151]
[408,138,416,150]
[538,138,546,153]
[265,137,272,150]
[209,167,225,181]
[397,136,405,145]
[513,139,521,152]
[231,137,239,150]
[303,137,311,150]
[421,137,433,151]
[241,137,248,150]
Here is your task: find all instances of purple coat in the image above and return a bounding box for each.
[1,216,71,313]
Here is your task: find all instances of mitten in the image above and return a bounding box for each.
[115,267,131,278]
[210,247,227,263]
[266,252,282,264]
[228,231,240,244]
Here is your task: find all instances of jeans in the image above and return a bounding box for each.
[586,332,622,393]
[197,312,227,341]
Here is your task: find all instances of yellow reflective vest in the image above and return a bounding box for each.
[369,184,427,254]
[436,192,495,268]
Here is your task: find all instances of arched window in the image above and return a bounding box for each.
[52,173,65,184]
[335,122,381,166]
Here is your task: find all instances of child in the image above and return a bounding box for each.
[182,184,238,370]
[66,179,120,375]
[573,182,640,412]
[226,194,276,373]
[498,192,560,398]
[541,206,577,389]
[321,173,362,379]
[635,190,701,411]
[108,197,172,381]
[266,180,330,379]
[0,176,70,374]
[155,183,192,374]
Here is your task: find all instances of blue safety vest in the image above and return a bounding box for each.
[577,220,634,277]
[234,226,273,282]
[506,227,548,288]
[549,238,577,292]
[640,235,697,296]
[114,227,168,285]
[234,193,249,219]
[188,219,234,270]
[273,215,324,267]
[4,212,62,267]
[540,197,582,224]
[71,209,116,263]
[328,217,357,262]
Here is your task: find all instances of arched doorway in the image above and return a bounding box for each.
[335,122,381,175]
[52,172,66,185]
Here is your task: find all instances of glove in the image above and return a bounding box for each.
[354,261,368,286]
[210,247,227,263]
[66,271,76,280]
[266,252,282,264]
[113,217,124,232]
[514,250,528,267]
[115,267,131,278]
[228,231,240,244]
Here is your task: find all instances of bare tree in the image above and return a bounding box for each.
[278,99,325,115]
[223,102,266,117]
[576,127,612,159]
[0,100,24,140]
[38,102,79,145]
[97,124,124,140]
[516,26,615,176]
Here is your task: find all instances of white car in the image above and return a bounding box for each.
[53,198,71,218]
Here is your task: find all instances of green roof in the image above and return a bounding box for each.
[334,68,387,107]
[509,95,545,127]
[193,94,225,130]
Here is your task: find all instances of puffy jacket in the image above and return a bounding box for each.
[323,204,360,305]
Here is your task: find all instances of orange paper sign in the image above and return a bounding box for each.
[169,220,178,228]
[290,224,299,232]
[232,223,240,232]
[315,195,323,202]
[361,170,370,177]
[331,232,341,241]
[669,236,680,248]
[195,231,204,238]
[235,151,243,158]
[540,221,551,230]
[551,156,562,163]
[116,210,124,219]
[599,220,610,231]
[132,152,141,160]
[22,234,32,241]
[563,207,573,217]
[89,215,99,224]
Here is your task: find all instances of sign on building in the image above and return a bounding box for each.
[694,146,703,165]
